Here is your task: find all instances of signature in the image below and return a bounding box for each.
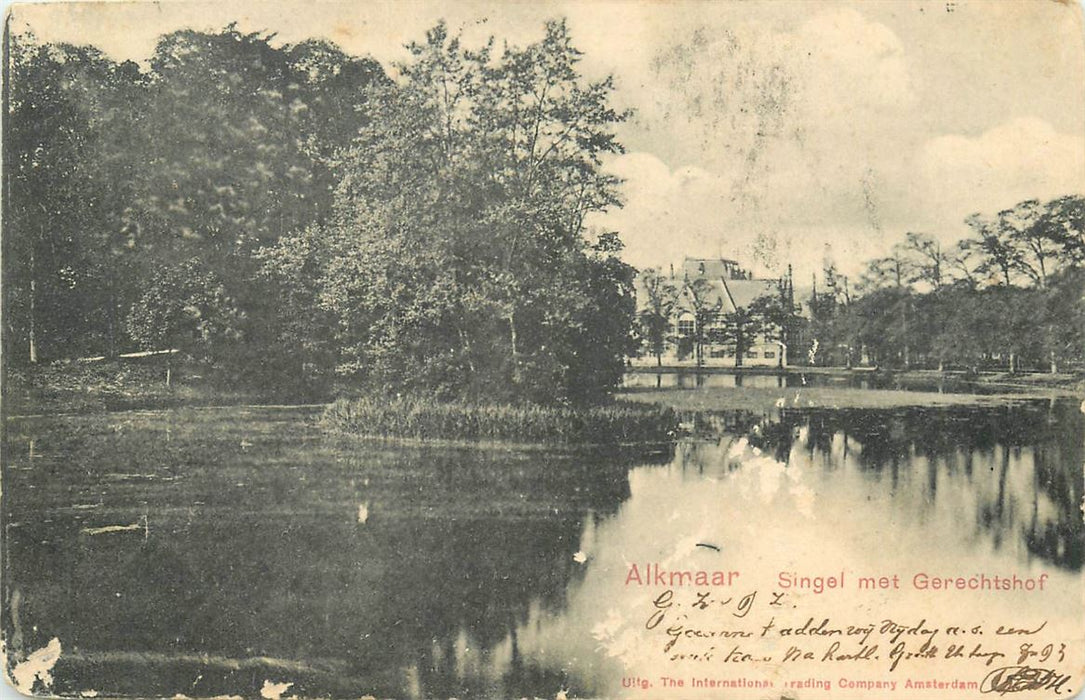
[979,666,1074,695]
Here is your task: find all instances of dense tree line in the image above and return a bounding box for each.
[807,196,1085,372]
[3,21,636,404]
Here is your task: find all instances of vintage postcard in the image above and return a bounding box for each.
[1,1,1083,698]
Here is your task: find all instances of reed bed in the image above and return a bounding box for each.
[321,396,678,445]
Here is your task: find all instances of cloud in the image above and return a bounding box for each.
[596,152,887,281]
[795,8,915,114]
[600,7,925,280]
[918,117,1085,220]
[596,153,733,271]
[600,9,1083,284]
[601,119,1085,284]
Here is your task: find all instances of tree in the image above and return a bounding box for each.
[901,232,948,290]
[118,26,386,380]
[3,32,146,363]
[946,238,983,289]
[965,212,1019,287]
[746,289,798,368]
[859,249,915,367]
[1037,195,1085,267]
[683,278,722,369]
[278,20,631,404]
[1039,267,1085,372]
[999,199,1058,288]
[637,269,677,366]
[717,307,763,368]
[125,259,244,384]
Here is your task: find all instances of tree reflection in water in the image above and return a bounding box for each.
[679,398,1083,570]
[3,400,1080,699]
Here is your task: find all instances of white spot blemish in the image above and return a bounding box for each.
[572,550,587,564]
[357,502,369,524]
[81,514,149,539]
[81,522,141,536]
[11,637,61,694]
[259,680,293,700]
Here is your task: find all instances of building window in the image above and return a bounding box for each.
[764,351,776,359]
[746,350,759,359]
[678,319,695,336]
[710,348,727,358]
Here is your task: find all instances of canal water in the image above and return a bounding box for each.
[622,369,1014,394]
[2,397,1082,698]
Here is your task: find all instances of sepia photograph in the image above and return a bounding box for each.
[1,1,1083,698]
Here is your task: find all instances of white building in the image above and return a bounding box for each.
[634,258,788,368]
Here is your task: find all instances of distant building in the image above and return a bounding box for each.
[634,257,790,368]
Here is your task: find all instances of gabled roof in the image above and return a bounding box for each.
[726,279,778,310]
[685,278,734,313]
[676,277,778,315]
[635,264,781,316]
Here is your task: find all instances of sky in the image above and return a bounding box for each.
[7,0,1085,284]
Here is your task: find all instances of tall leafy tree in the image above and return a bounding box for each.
[637,269,677,367]
[1037,195,1085,267]
[683,278,721,369]
[901,232,947,290]
[122,26,384,374]
[964,212,1020,287]
[999,199,1058,288]
[717,307,763,369]
[747,289,798,368]
[280,20,631,403]
[4,32,142,363]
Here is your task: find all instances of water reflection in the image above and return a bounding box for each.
[749,401,1084,570]
[498,399,1083,698]
[623,369,1011,395]
[2,408,669,698]
[2,400,1081,698]
[624,371,789,389]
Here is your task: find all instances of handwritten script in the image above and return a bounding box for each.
[622,587,1078,695]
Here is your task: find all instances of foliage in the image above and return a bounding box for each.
[6,23,1083,398]
[636,269,678,366]
[321,396,678,445]
[744,290,798,367]
[715,307,762,368]
[4,26,385,381]
[681,278,722,367]
[4,33,144,362]
[804,195,1085,371]
[125,259,243,360]
[264,19,632,404]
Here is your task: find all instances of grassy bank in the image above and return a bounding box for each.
[619,384,1058,414]
[3,359,316,415]
[321,396,678,445]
